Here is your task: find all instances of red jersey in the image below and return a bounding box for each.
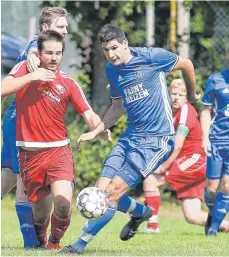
[10,61,91,148]
[173,103,205,157]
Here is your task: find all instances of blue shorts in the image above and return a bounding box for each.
[1,112,19,174]
[101,134,174,188]
[206,144,229,179]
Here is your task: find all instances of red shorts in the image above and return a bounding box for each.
[19,145,74,202]
[165,154,206,200]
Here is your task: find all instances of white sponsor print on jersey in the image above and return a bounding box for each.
[123,83,149,103]
[54,84,65,94]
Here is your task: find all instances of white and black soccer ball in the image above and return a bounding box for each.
[76,187,109,219]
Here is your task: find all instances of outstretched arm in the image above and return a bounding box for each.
[200,105,212,154]
[172,56,199,101]
[77,98,125,148]
[155,131,186,174]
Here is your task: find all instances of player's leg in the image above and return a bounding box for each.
[32,194,52,246]
[1,168,17,199]
[1,121,17,199]
[15,175,39,248]
[208,171,229,236]
[204,145,223,235]
[47,180,74,249]
[142,174,166,233]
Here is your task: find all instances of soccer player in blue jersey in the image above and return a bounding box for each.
[60,24,199,254]
[200,68,229,236]
[1,7,68,248]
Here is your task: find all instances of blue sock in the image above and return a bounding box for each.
[1,193,4,200]
[72,204,117,253]
[118,194,146,218]
[210,192,229,231]
[204,187,216,215]
[15,201,39,248]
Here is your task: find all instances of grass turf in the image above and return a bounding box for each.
[1,196,229,256]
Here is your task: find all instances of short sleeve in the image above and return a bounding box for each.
[149,47,178,72]
[17,35,38,63]
[179,104,197,130]
[70,79,92,114]
[9,61,28,78]
[105,64,121,99]
[202,75,215,105]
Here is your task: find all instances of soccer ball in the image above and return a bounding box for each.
[76,187,109,219]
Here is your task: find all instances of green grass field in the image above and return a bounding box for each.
[1,196,229,256]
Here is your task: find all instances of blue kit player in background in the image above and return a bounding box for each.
[200,68,229,236]
[60,24,199,254]
[1,6,68,247]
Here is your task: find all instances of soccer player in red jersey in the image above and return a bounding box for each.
[1,30,110,249]
[142,79,229,233]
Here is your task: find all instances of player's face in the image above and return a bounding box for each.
[170,84,187,112]
[39,41,63,72]
[48,17,68,37]
[101,39,129,66]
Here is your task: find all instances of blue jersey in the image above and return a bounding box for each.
[6,35,38,114]
[106,47,178,136]
[202,69,229,145]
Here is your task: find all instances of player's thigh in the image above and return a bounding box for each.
[51,180,74,205]
[143,174,166,191]
[1,168,17,194]
[32,194,52,223]
[181,198,202,218]
[101,142,126,181]
[16,175,28,202]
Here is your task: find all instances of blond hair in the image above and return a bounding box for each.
[169,79,187,95]
[39,7,68,32]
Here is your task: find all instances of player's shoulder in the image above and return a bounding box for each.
[181,103,197,118]
[59,70,74,81]
[59,70,83,89]
[130,46,152,61]
[9,60,27,75]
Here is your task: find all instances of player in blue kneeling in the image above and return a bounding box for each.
[1,7,69,247]
[60,24,199,254]
[200,68,229,236]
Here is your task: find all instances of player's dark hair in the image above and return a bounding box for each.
[39,7,68,32]
[98,24,126,44]
[37,30,65,53]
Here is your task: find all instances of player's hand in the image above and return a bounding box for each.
[27,52,40,72]
[31,68,56,82]
[189,93,201,102]
[98,129,112,142]
[202,138,210,155]
[76,131,97,150]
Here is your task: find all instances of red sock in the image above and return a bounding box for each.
[145,191,161,214]
[50,211,71,241]
[145,191,161,229]
[34,218,50,245]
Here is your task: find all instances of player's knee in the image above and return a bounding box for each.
[183,212,197,224]
[207,185,218,196]
[221,182,229,194]
[54,198,71,217]
[105,182,122,205]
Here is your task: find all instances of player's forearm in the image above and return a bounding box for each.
[181,60,196,101]
[1,74,34,96]
[200,108,211,141]
[102,104,125,130]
